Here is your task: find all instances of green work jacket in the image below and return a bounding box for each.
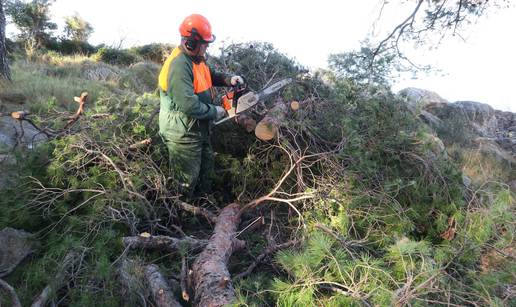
[158,46,229,142]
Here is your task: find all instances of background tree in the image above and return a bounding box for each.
[0,0,11,80]
[370,0,511,71]
[5,0,56,54]
[63,13,93,42]
[328,45,397,87]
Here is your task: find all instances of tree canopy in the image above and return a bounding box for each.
[63,13,93,42]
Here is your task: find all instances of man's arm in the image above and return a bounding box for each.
[210,67,231,87]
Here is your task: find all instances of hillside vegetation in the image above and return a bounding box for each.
[0,42,514,306]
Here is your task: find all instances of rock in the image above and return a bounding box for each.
[425,101,499,137]
[0,228,34,277]
[398,87,448,113]
[82,62,120,82]
[421,132,447,161]
[419,110,443,130]
[495,137,516,155]
[0,116,48,150]
[473,137,515,165]
[462,175,472,188]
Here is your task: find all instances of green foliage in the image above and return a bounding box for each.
[129,43,175,63]
[118,61,160,93]
[93,47,139,66]
[1,44,514,306]
[210,42,305,91]
[5,0,57,52]
[338,91,464,241]
[63,13,94,42]
[46,38,99,55]
[8,59,113,112]
[329,45,396,87]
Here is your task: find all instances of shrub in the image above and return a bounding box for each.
[46,38,99,55]
[118,61,160,93]
[93,47,140,66]
[129,43,175,63]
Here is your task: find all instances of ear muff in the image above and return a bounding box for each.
[185,38,198,51]
[184,28,201,51]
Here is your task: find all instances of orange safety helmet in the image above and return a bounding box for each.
[179,14,216,43]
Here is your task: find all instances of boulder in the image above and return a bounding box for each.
[0,116,48,150]
[398,87,448,113]
[419,109,443,130]
[0,228,34,277]
[424,101,499,137]
[473,137,515,165]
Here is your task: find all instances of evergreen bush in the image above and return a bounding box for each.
[94,47,140,66]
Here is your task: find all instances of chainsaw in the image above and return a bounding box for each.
[214,78,293,125]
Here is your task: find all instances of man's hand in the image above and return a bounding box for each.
[230,75,245,86]
[215,106,227,120]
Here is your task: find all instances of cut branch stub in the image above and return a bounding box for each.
[64,92,88,129]
[10,111,30,120]
[192,203,245,307]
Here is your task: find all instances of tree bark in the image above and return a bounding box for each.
[255,98,288,141]
[0,0,11,81]
[191,203,245,307]
[144,264,182,307]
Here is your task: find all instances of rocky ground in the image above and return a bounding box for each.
[399,87,515,161]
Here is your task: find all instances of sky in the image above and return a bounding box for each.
[7,0,516,112]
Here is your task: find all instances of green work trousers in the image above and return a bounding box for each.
[162,136,215,197]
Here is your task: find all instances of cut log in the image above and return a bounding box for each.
[290,99,313,112]
[123,234,207,253]
[236,114,257,133]
[255,98,287,141]
[10,110,30,120]
[192,203,245,307]
[144,264,182,307]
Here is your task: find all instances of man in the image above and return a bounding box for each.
[158,14,244,196]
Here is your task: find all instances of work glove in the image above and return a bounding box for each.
[230,75,245,86]
[215,106,227,121]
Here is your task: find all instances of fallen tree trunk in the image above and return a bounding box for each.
[191,203,245,307]
[255,98,287,141]
[144,264,182,307]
